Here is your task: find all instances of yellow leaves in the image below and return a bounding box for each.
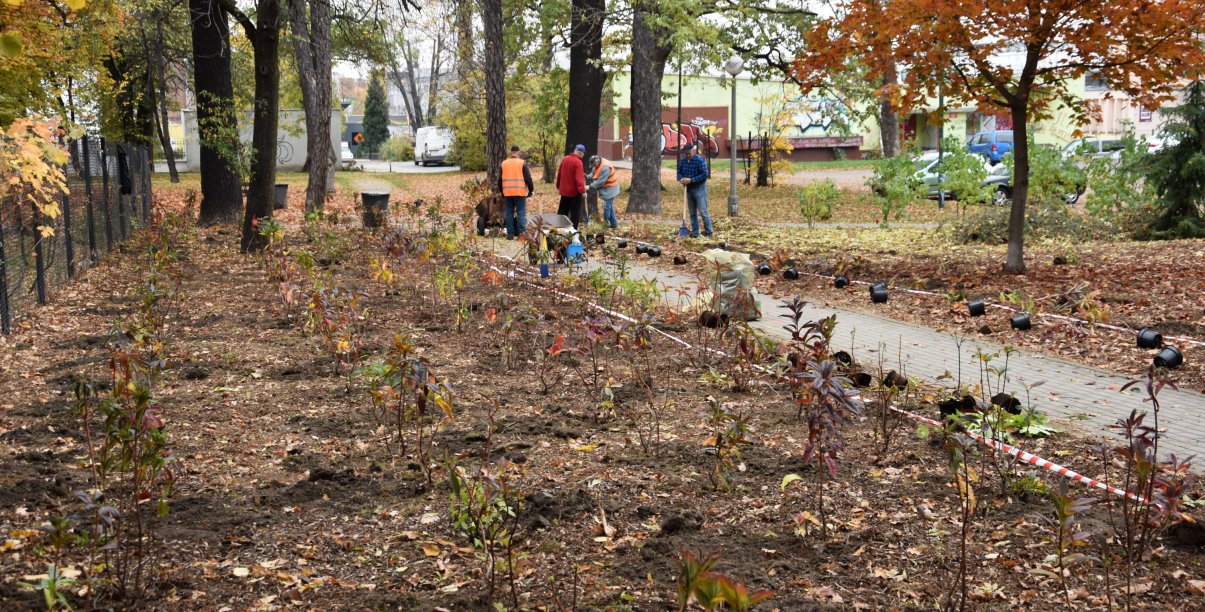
[64,0,86,9]
[37,225,54,238]
[0,32,22,57]
[1,0,21,6]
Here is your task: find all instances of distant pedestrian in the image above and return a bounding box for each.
[555,144,588,229]
[498,145,533,240]
[676,143,712,237]
[587,155,620,229]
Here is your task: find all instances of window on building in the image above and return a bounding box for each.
[1085,71,1108,91]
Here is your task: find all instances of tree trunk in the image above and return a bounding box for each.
[482,0,506,188]
[241,0,282,252]
[566,0,605,220]
[403,41,425,129]
[878,77,899,157]
[288,0,333,212]
[1003,104,1028,274]
[152,22,179,183]
[190,0,243,225]
[426,25,444,122]
[627,1,672,215]
[389,64,420,133]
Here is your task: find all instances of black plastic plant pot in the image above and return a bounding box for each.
[361,192,390,228]
[273,183,289,210]
[832,350,853,367]
[852,372,873,388]
[967,299,986,317]
[617,239,628,249]
[1154,345,1184,368]
[833,275,849,289]
[595,233,606,245]
[870,282,887,292]
[869,286,889,304]
[783,268,800,280]
[1137,328,1163,349]
[649,247,662,258]
[757,263,772,276]
[635,244,648,254]
[673,254,688,265]
[1010,313,1032,331]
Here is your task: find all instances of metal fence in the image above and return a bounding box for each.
[0,138,152,334]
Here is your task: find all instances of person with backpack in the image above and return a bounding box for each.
[587,155,621,229]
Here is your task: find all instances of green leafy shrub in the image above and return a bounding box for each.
[797,179,839,227]
[867,147,925,227]
[938,136,992,210]
[1082,127,1155,229]
[381,135,415,161]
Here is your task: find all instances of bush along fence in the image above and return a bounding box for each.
[0,137,152,334]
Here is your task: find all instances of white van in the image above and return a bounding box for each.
[414,126,454,166]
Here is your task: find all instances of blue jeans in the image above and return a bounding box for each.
[504,196,526,239]
[603,197,618,228]
[687,185,713,237]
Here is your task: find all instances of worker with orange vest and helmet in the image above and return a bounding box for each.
[587,155,621,229]
[498,145,534,240]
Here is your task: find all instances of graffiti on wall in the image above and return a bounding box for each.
[661,118,722,156]
[784,96,850,136]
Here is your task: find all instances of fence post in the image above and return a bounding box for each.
[0,198,9,334]
[100,138,113,253]
[62,163,74,278]
[33,202,46,306]
[82,137,97,259]
[141,146,152,223]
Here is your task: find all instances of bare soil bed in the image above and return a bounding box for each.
[1,190,1203,610]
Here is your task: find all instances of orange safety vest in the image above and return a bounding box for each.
[501,157,527,197]
[592,158,619,189]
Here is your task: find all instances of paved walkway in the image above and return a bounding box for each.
[485,239,1203,460]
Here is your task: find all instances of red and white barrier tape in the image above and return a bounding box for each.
[478,249,1157,507]
[615,230,1204,349]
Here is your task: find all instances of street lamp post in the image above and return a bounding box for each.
[723,55,744,217]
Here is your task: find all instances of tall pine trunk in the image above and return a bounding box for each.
[565,0,604,220]
[1003,103,1028,273]
[482,0,506,187]
[627,1,671,215]
[190,0,243,225]
[241,0,282,252]
[288,0,334,212]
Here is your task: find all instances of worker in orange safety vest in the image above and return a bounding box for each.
[587,155,621,229]
[498,145,534,239]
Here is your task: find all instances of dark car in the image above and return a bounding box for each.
[983,164,1084,206]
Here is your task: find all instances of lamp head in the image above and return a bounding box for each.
[723,56,745,76]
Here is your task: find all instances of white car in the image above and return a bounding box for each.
[340,142,354,161]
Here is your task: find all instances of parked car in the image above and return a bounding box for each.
[966,130,1014,164]
[340,142,354,161]
[1061,136,1125,165]
[911,151,991,199]
[414,126,454,166]
[983,163,1084,206]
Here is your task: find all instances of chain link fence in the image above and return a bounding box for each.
[0,137,152,334]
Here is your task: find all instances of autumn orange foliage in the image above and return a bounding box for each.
[793,0,1205,272]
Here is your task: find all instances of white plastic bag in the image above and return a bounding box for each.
[699,249,761,321]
